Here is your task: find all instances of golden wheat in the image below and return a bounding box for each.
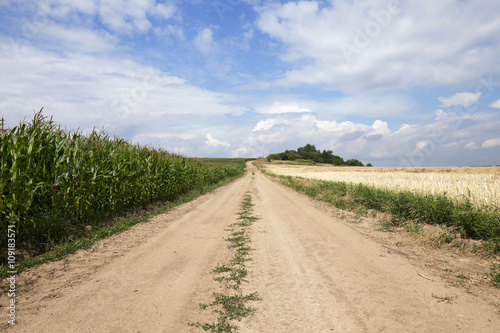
[263,164,500,207]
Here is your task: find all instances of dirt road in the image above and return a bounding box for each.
[2,163,499,332]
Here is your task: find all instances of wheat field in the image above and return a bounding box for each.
[262,163,500,208]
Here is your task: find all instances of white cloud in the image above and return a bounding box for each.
[434,109,447,119]
[464,142,478,150]
[416,141,429,150]
[438,92,482,108]
[0,0,180,44]
[40,22,119,54]
[0,37,247,139]
[235,108,500,165]
[395,124,415,133]
[316,120,357,134]
[481,138,500,149]
[153,25,185,41]
[490,99,500,109]
[26,0,178,35]
[264,101,310,114]
[194,28,215,53]
[250,93,413,119]
[253,118,286,131]
[98,0,154,34]
[255,0,500,91]
[154,2,176,19]
[370,120,390,135]
[134,132,196,141]
[206,133,230,148]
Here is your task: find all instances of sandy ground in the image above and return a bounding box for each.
[1,163,499,332]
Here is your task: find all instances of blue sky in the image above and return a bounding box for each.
[1,0,500,166]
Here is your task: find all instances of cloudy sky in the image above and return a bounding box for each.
[1,0,500,166]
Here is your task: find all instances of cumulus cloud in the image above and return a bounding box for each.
[253,118,287,131]
[370,120,390,134]
[39,22,120,54]
[0,37,247,139]
[416,141,429,150]
[194,28,215,53]
[464,142,478,150]
[206,133,230,148]
[251,93,414,119]
[264,101,310,114]
[438,92,482,108]
[255,0,500,91]
[490,99,500,109]
[481,138,500,149]
[97,0,178,35]
[4,0,178,36]
[154,2,176,19]
[235,108,500,166]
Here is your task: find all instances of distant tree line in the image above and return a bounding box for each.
[267,144,372,167]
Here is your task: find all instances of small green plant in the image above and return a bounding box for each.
[456,273,471,286]
[489,263,500,288]
[378,216,397,232]
[482,237,500,256]
[451,240,464,249]
[380,221,394,232]
[189,194,260,332]
[404,222,423,235]
[354,206,368,220]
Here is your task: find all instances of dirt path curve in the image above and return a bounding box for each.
[2,162,499,332]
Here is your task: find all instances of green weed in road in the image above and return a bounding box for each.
[189,193,261,332]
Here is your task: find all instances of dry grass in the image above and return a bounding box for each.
[262,163,500,208]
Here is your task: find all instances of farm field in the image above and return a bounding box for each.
[261,162,500,208]
[1,162,499,332]
[0,113,247,277]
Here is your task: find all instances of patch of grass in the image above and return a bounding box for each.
[212,264,232,274]
[379,217,396,232]
[490,263,500,288]
[456,273,471,286]
[189,193,261,332]
[354,206,368,220]
[405,221,424,235]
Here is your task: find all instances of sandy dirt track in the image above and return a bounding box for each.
[2,163,499,332]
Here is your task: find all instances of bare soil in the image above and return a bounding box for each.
[1,162,499,332]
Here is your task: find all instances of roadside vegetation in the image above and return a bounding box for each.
[0,111,246,278]
[199,158,254,169]
[189,192,260,332]
[266,143,370,166]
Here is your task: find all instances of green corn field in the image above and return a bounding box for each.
[0,111,244,260]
